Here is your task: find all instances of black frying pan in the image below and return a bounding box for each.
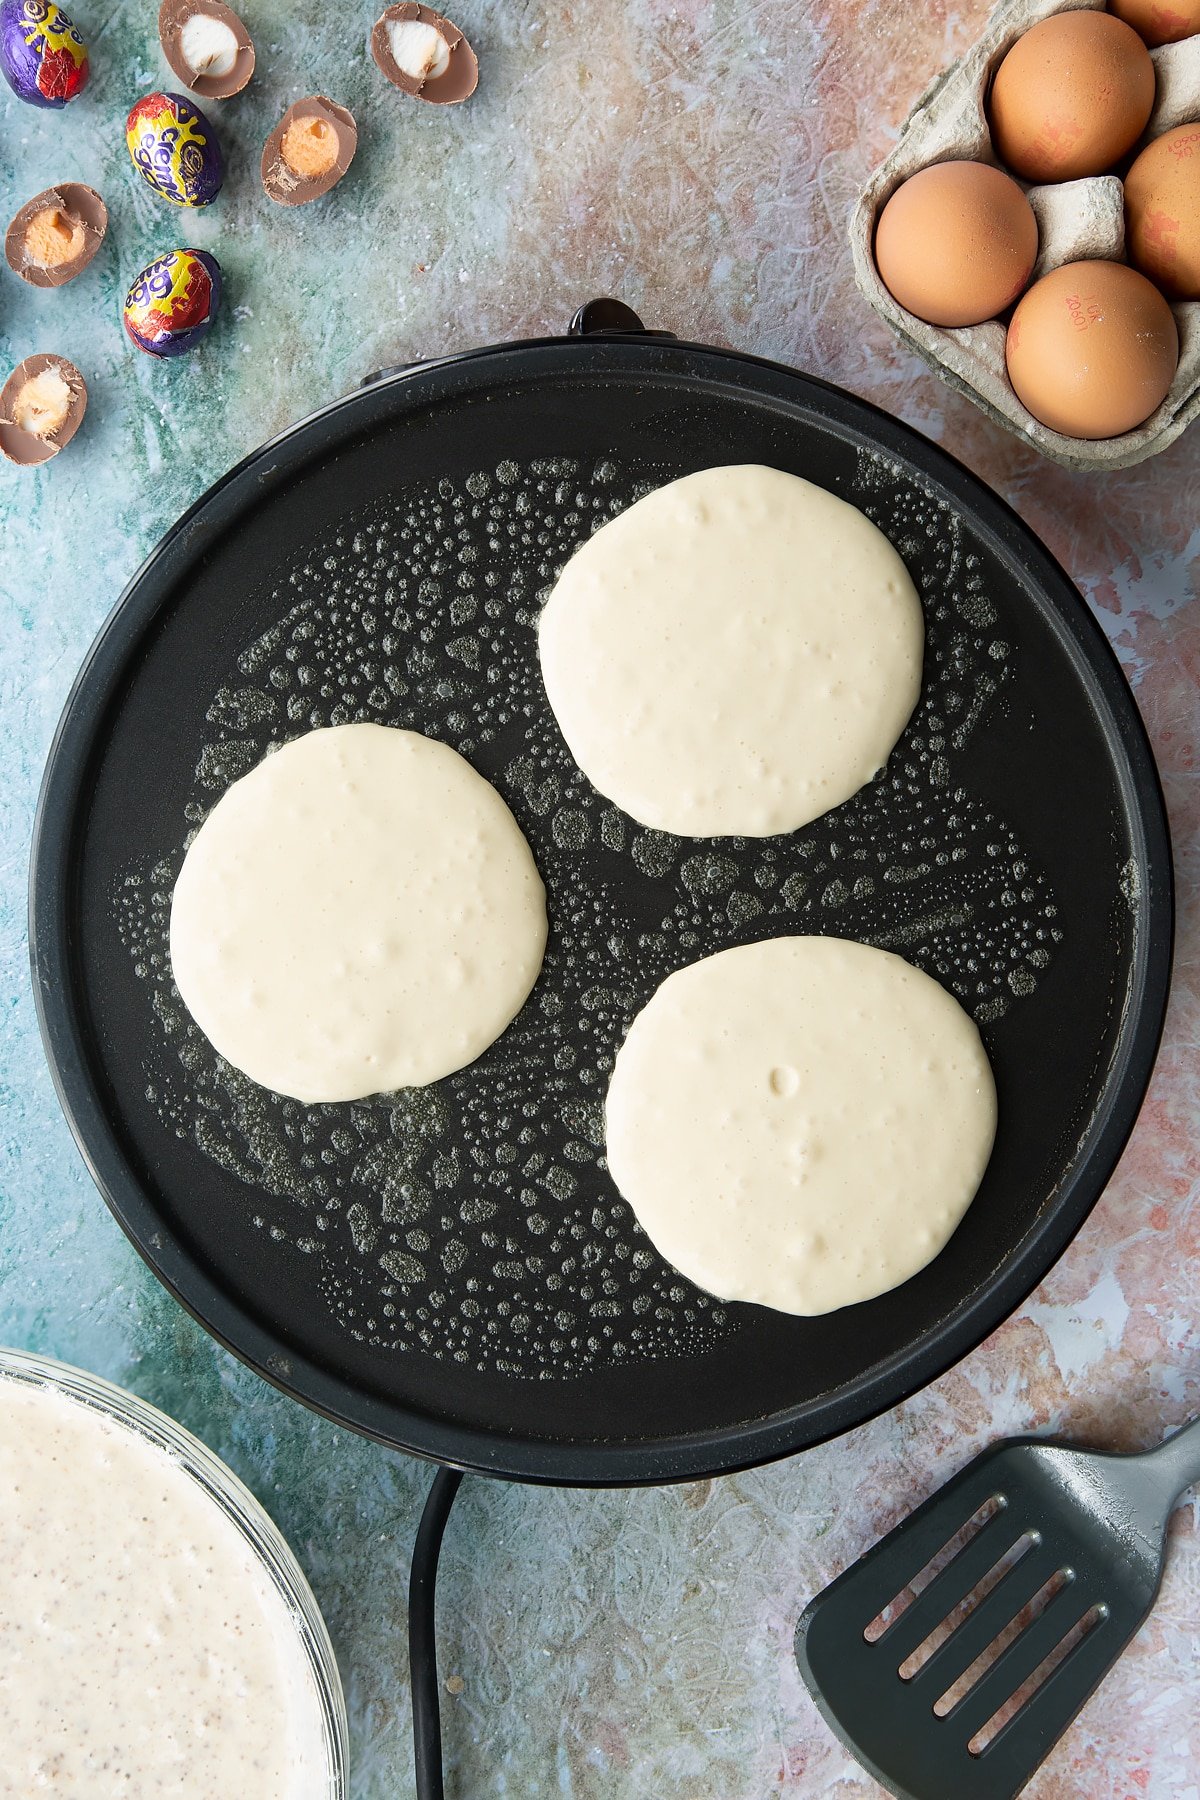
[29,303,1172,1487]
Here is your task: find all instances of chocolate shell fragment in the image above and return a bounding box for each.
[158,0,254,100]
[0,353,87,465]
[261,96,358,206]
[370,3,478,104]
[5,182,107,287]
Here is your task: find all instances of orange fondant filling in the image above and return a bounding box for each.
[25,207,86,268]
[281,118,338,180]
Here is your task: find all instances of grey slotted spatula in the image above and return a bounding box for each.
[795,1417,1200,1800]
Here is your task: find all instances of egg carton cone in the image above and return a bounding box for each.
[850,0,1200,469]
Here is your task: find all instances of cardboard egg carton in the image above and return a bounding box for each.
[850,0,1200,469]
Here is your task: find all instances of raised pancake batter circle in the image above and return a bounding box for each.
[604,936,997,1315]
[170,723,547,1102]
[538,465,924,838]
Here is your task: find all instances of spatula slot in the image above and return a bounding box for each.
[898,1528,1039,1681]
[932,1565,1070,1714]
[968,1600,1109,1755]
[863,1493,1005,1644]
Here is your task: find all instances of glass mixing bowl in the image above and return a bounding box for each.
[0,1346,348,1799]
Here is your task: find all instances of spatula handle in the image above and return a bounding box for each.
[1147,1414,1200,1502]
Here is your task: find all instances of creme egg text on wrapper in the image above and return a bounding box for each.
[126,91,224,207]
[123,248,221,357]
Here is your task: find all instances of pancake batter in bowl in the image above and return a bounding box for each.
[0,1360,338,1798]
[604,935,997,1315]
[538,464,924,838]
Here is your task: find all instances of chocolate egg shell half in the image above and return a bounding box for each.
[123,248,222,358]
[261,96,358,206]
[0,0,89,108]
[371,3,478,104]
[5,183,107,288]
[158,0,254,100]
[127,91,224,208]
[0,353,87,465]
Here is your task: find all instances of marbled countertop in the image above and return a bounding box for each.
[1,2,1197,1795]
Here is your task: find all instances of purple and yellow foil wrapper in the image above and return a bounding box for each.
[0,0,89,107]
[126,92,224,209]
[123,249,222,359]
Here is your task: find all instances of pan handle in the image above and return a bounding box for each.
[360,297,674,389]
[569,297,676,339]
[361,298,673,389]
[359,355,426,389]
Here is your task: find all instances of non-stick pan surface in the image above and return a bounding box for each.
[30,327,1172,1484]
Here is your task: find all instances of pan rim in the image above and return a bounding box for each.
[28,332,1174,1486]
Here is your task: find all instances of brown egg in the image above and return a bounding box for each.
[874,161,1038,327]
[1006,260,1178,438]
[1109,0,1200,48]
[1125,124,1200,301]
[988,12,1155,182]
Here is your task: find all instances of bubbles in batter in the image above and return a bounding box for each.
[169,724,547,1102]
[115,452,1060,1377]
[538,465,924,837]
[605,935,998,1316]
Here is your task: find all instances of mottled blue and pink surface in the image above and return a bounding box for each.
[1,2,1197,1795]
